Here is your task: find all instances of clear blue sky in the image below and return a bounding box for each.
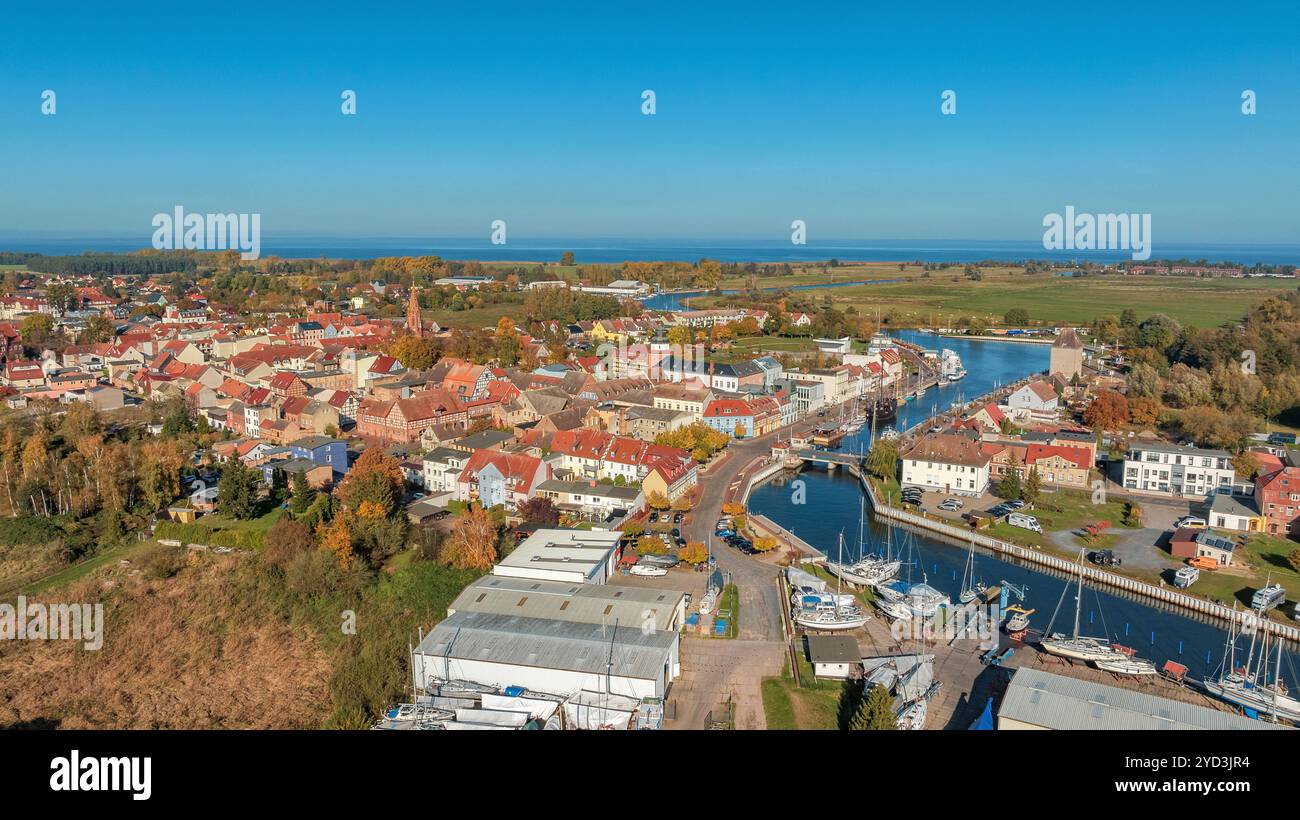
[1,1,1297,243]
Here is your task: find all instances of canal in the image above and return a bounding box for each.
[748,331,1300,688]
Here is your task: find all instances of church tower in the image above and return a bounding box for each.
[407,286,423,337]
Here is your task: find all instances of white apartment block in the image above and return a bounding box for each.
[1121,442,1235,499]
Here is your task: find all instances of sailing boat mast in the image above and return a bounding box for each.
[1072,548,1085,640]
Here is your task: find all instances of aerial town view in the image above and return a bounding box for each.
[2,1,1297,804]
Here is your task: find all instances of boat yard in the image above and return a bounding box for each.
[793,601,1265,730]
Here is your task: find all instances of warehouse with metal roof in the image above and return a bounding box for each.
[998,668,1287,730]
[492,528,623,584]
[448,575,687,632]
[414,610,680,699]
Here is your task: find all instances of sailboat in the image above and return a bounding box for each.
[1204,606,1300,723]
[958,534,986,604]
[880,529,949,619]
[794,533,870,631]
[1040,549,1137,664]
[826,497,901,587]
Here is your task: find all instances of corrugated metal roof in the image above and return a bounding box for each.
[999,668,1287,730]
[418,611,676,681]
[449,576,684,630]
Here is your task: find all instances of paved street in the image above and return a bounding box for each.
[665,638,786,730]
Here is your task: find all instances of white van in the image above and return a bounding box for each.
[1007,512,1042,533]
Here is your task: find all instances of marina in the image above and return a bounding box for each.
[749,330,1300,725]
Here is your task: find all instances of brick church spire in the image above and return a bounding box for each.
[407,286,423,337]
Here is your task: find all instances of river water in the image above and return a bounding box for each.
[748,332,1300,686]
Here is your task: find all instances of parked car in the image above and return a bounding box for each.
[1006,500,1026,510]
[1007,512,1042,533]
[673,512,684,524]
[629,564,669,577]
[1175,516,1207,530]
[648,511,659,523]
[938,499,962,512]
[1089,549,1121,566]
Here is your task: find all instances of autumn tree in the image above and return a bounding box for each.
[264,517,316,568]
[1083,391,1129,430]
[494,317,523,366]
[317,512,356,567]
[336,449,405,516]
[1127,396,1160,426]
[679,541,709,565]
[441,504,498,570]
[647,492,671,511]
[388,334,437,370]
[518,496,559,526]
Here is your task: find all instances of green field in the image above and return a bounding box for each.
[704,269,1297,329]
[760,652,854,730]
[427,301,529,331]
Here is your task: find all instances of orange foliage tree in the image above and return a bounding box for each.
[336,449,406,516]
[441,504,499,571]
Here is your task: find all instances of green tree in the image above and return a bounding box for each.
[218,459,259,520]
[1003,307,1029,326]
[1022,466,1042,507]
[850,684,897,730]
[996,471,1022,500]
[290,470,317,515]
[866,439,899,480]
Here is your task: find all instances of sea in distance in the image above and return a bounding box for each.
[3,236,1299,266]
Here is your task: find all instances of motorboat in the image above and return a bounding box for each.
[1004,605,1032,636]
[875,598,914,622]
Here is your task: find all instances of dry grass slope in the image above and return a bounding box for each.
[0,553,331,729]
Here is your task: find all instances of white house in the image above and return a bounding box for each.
[1006,380,1059,413]
[900,432,991,496]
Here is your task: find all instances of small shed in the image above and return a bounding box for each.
[806,635,861,679]
[1170,527,1235,566]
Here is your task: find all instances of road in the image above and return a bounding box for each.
[665,422,820,729]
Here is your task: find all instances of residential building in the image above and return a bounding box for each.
[535,479,644,521]
[901,432,991,496]
[1254,449,1300,536]
[1006,380,1059,413]
[1122,442,1235,499]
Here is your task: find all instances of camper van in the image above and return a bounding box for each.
[1007,512,1042,533]
[1251,582,1286,612]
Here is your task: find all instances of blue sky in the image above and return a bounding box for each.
[1,1,1297,244]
